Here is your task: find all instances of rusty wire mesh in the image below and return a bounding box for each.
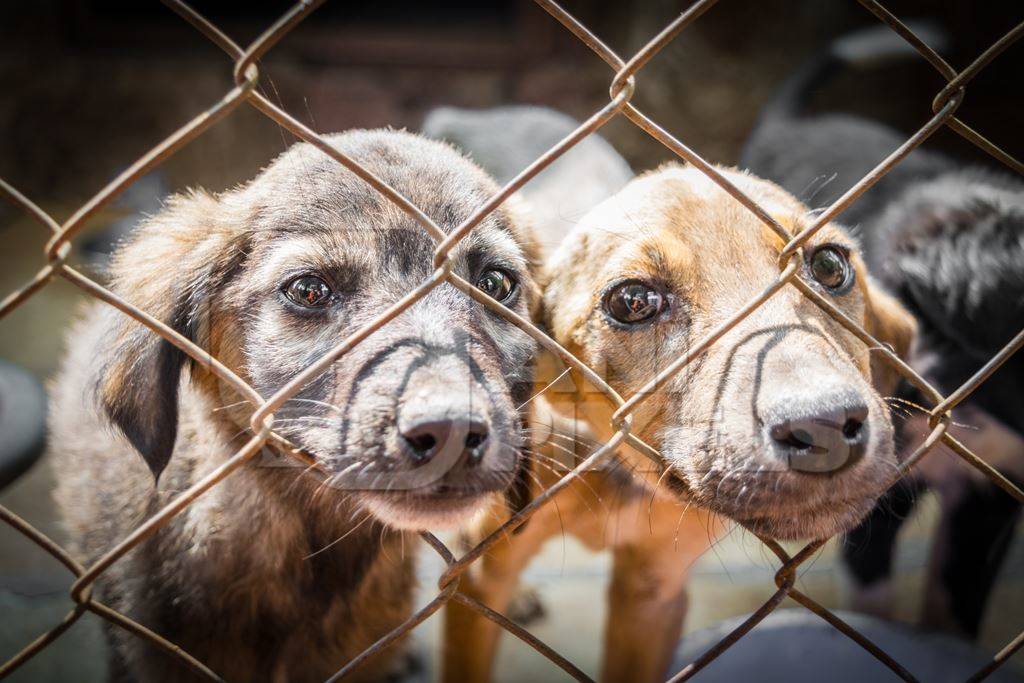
[2,1,1024,681]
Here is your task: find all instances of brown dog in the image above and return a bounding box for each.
[51,130,542,682]
[443,164,915,682]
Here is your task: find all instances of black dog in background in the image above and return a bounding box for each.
[742,24,1024,638]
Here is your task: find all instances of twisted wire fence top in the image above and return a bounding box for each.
[1,1,1023,682]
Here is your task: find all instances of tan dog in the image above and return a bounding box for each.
[443,164,915,682]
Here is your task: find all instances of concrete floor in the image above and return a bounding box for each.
[1,204,1022,681]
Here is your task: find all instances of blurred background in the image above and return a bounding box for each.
[1,1,1022,680]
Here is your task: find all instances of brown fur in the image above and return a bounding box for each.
[443,163,916,682]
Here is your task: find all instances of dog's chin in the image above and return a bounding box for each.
[731,498,874,541]
[665,466,884,542]
[358,490,492,531]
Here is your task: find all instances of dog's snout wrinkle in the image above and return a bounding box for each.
[764,393,869,474]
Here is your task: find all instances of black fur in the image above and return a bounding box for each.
[842,479,922,586]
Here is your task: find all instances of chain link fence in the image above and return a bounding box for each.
[1,0,1023,681]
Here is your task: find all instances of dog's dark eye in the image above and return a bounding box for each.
[604,281,666,324]
[809,246,852,292]
[477,269,516,302]
[284,276,333,308]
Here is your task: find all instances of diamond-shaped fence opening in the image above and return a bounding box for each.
[1,1,1023,681]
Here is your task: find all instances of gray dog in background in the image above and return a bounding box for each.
[424,105,633,258]
[50,130,542,681]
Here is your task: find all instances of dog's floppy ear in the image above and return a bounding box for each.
[97,190,239,482]
[862,274,917,396]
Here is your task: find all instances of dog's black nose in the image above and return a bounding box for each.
[400,418,489,464]
[766,401,868,474]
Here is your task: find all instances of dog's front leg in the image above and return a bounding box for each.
[442,502,554,683]
[601,501,719,683]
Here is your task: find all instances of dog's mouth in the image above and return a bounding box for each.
[664,465,885,541]
[337,435,519,530]
[655,408,896,541]
[729,495,876,541]
[358,487,497,530]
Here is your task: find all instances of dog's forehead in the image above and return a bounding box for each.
[238,129,503,235]
[252,221,524,268]
[226,130,531,272]
[572,165,855,279]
